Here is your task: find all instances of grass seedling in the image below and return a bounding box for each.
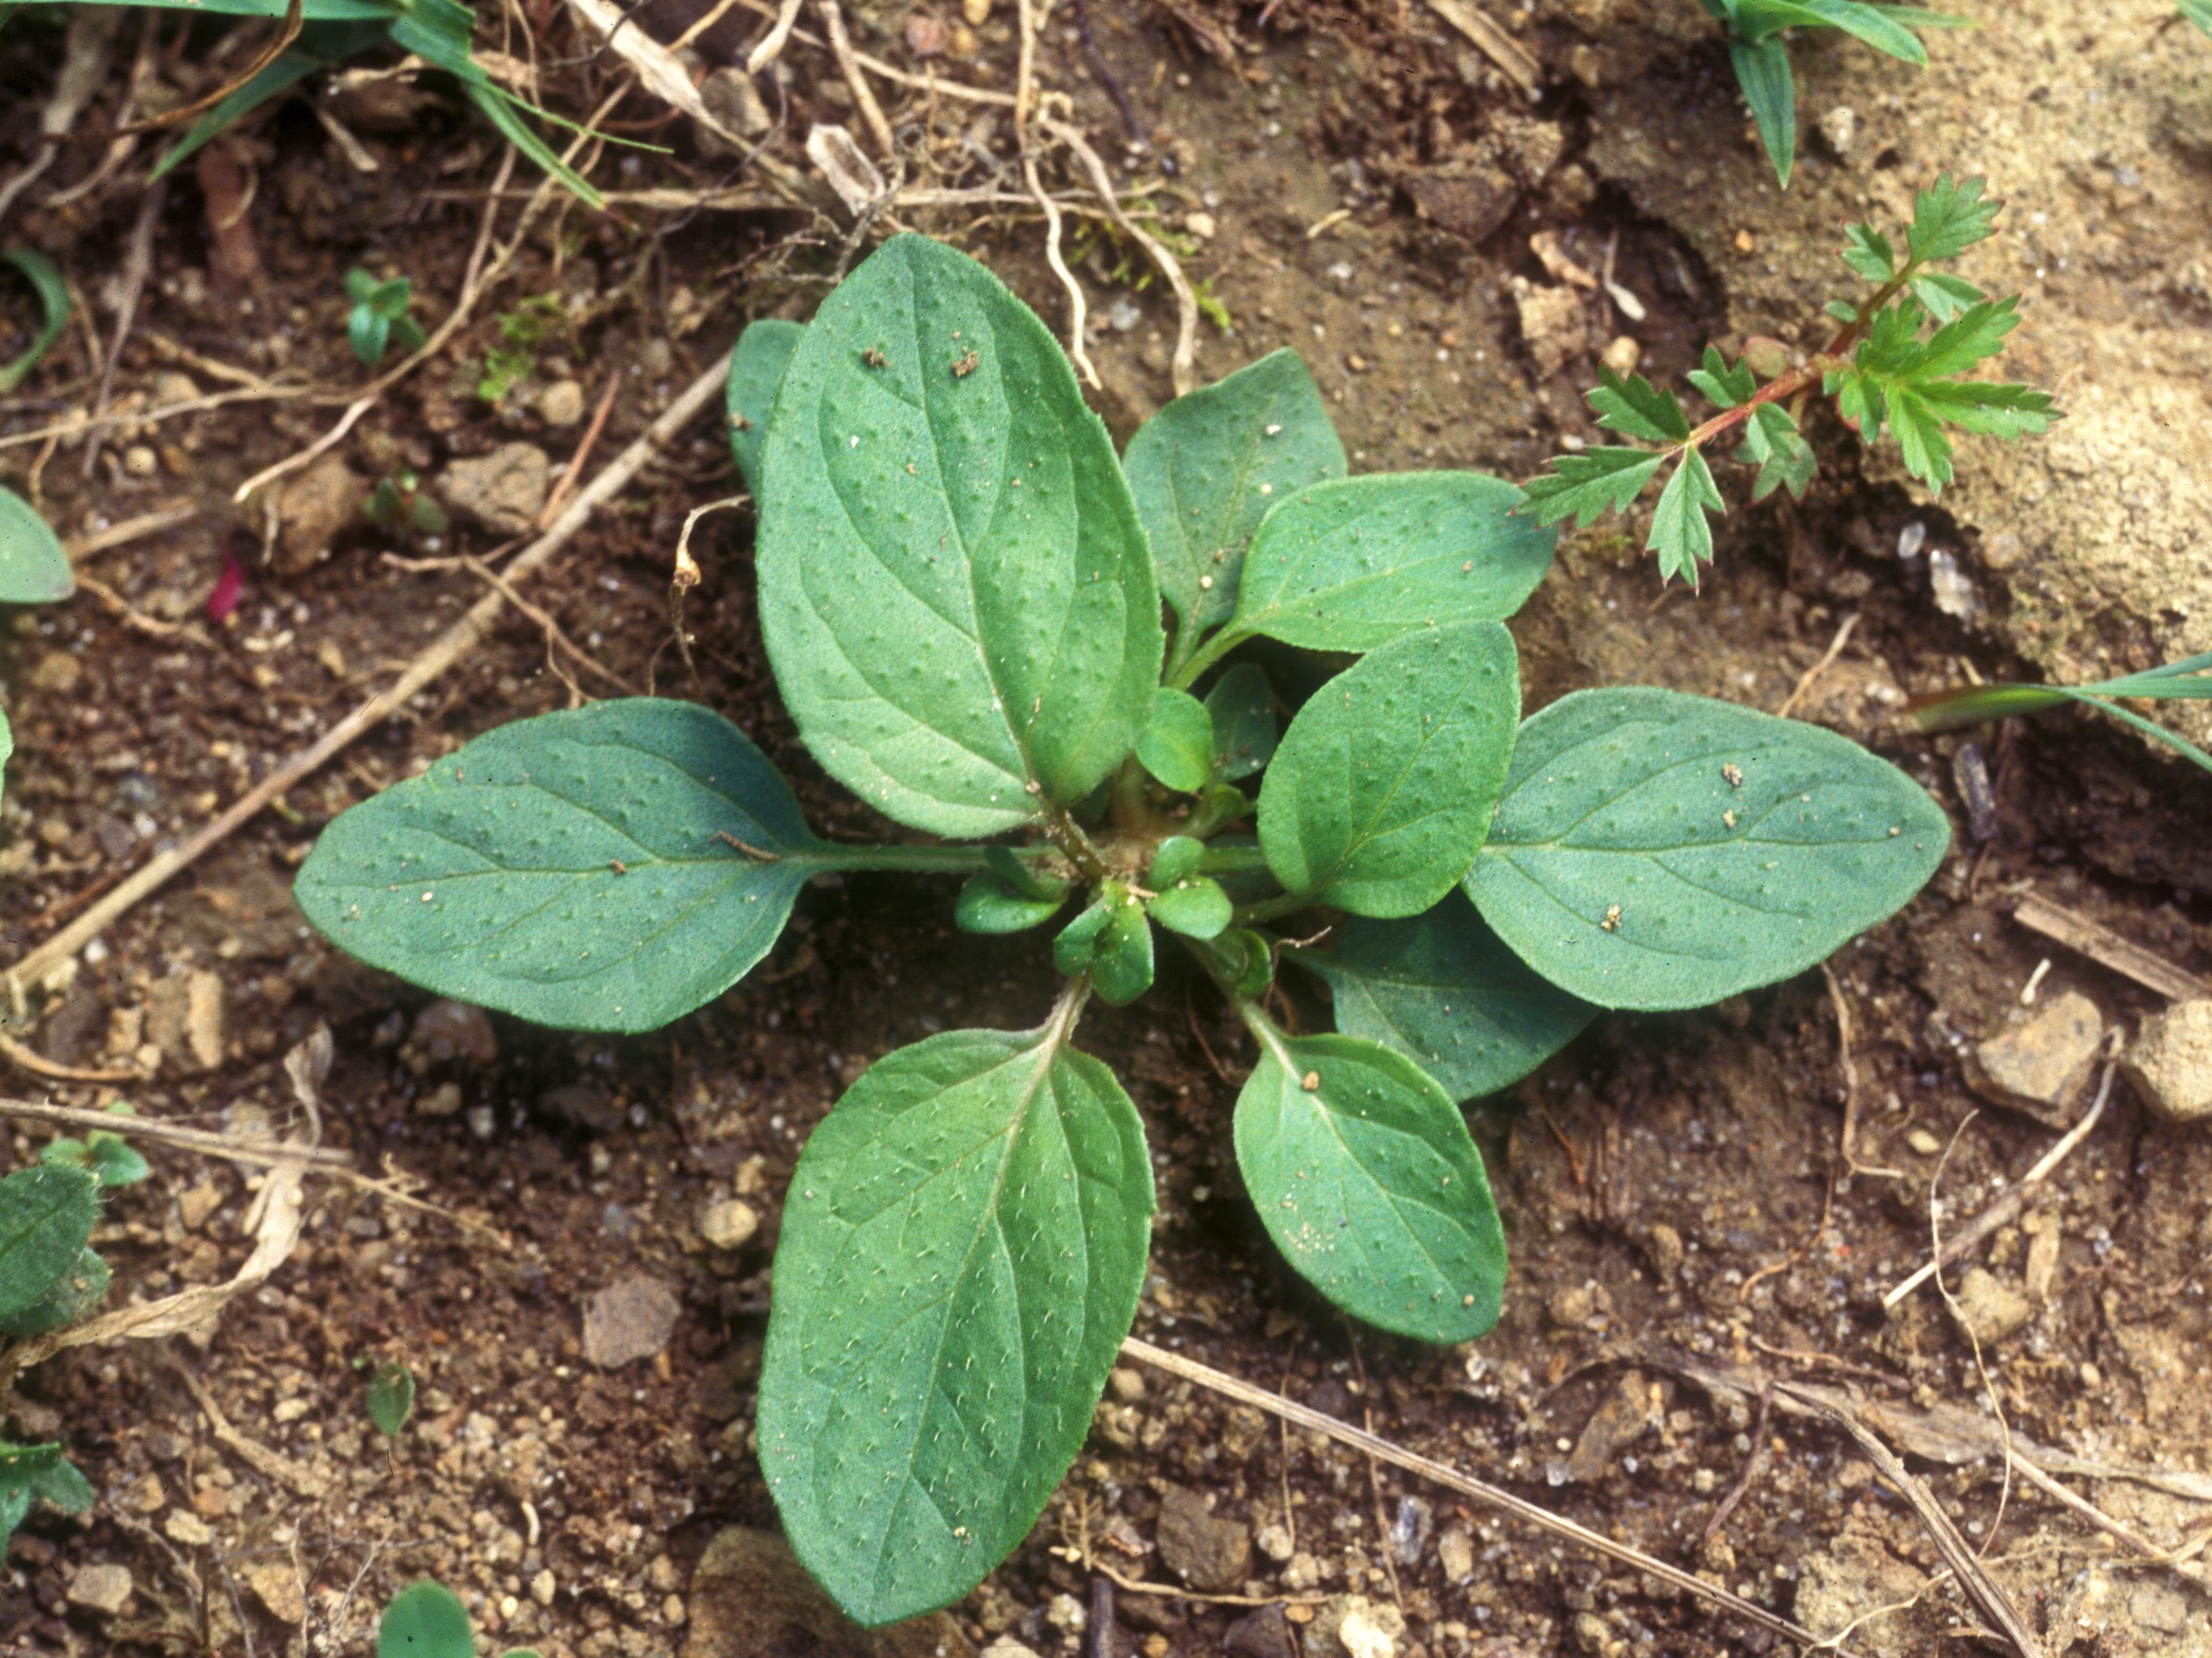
[298,236,1953,1625]
[1699,0,1971,185]
[1521,172,2054,587]
[345,270,427,369]
[1912,651,2212,774]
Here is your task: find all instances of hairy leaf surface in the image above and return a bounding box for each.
[758,236,1161,838]
[0,1247,109,1338]
[1468,688,1948,1009]
[1233,1023,1505,1341]
[1205,662,1278,780]
[727,317,803,493]
[297,699,824,1032]
[758,1022,1153,1625]
[1136,689,1215,792]
[1259,622,1519,917]
[0,1166,99,1322]
[1124,347,1346,635]
[0,485,74,605]
[1292,892,1595,1101]
[1229,474,1553,652]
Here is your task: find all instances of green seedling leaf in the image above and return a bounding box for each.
[1258,622,1520,918]
[0,250,70,396]
[726,317,803,495]
[1588,368,1693,443]
[1908,652,2212,775]
[1136,689,1215,793]
[1201,928,1275,997]
[1147,875,1232,940]
[297,699,828,1032]
[1730,35,1797,185]
[1520,448,1665,529]
[1736,402,1817,502]
[1290,891,1596,1101]
[1467,686,1949,1010]
[1226,474,1554,654]
[1150,835,1204,889]
[379,1580,475,1658]
[1905,171,2001,264]
[1735,0,1926,59]
[1205,662,1278,780]
[1686,346,1756,411]
[1125,347,1347,637]
[758,1019,1153,1625]
[368,1360,416,1436]
[1646,447,1724,586]
[1093,894,1155,1004]
[1840,220,1897,283]
[955,872,1066,933]
[349,307,391,368]
[0,484,76,605]
[757,235,1162,838]
[2187,0,2212,36]
[1053,897,1113,975]
[1232,1016,1505,1342]
[0,1248,110,1338]
[87,1133,150,1188]
[1910,271,1984,322]
[0,1439,94,1559]
[0,1165,99,1321]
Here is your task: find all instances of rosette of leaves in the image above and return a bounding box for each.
[296,235,1952,1624]
[1522,173,2054,587]
[345,270,428,369]
[1698,0,1970,185]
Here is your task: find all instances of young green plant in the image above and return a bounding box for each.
[1,252,78,605]
[379,1579,538,1658]
[1911,650,2212,774]
[346,270,428,369]
[296,236,1951,1624]
[1521,173,2053,586]
[1698,0,1969,185]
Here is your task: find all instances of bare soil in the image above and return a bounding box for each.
[3,0,2211,1654]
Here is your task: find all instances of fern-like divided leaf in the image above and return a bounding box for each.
[1905,171,2002,263]
[1827,294,2055,489]
[1647,449,1725,586]
[1520,449,1665,529]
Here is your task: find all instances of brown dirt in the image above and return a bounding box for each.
[3,0,2211,1654]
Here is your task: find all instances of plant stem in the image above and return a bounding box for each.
[1166,626,1244,692]
[1236,891,1313,927]
[814,843,1000,876]
[1195,844,1269,877]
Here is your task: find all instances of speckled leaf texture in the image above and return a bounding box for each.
[756,1023,1154,1626]
[1233,1025,1505,1342]
[1467,687,1950,1010]
[1292,891,1595,1101]
[1228,472,1554,651]
[296,699,823,1032]
[0,1166,99,1322]
[726,317,803,494]
[756,235,1162,839]
[1123,347,1346,634]
[1258,621,1520,917]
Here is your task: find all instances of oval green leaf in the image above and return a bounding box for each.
[1148,875,1231,939]
[379,1581,475,1658]
[1227,473,1554,652]
[758,1016,1155,1626]
[1258,622,1520,917]
[296,698,826,1032]
[0,1165,99,1322]
[726,316,803,494]
[0,1246,110,1338]
[1205,661,1278,781]
[1124,347,1346,635]
[955,871,1065,934]
[1467,686,1950,1010]
[1233,1021,1505,1342]
[0,485,75,605]
[757,235,1162,838]
[1135,688,1214,792]
[368,1360,416,1437]
[1290,891,1594,1100]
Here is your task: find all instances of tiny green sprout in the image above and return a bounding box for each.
[476,294,568,406]
[296,236,1952,1627]
[379,1579,538,1658]
[365,470,451,538]
[1912,650,2212,775]
[345,270,428,370]
[366,1358,417,1437]
[41,1102,152,1188]
[1521,172,2055,587]
[1698,1,1971,186]
[0,249,69,397]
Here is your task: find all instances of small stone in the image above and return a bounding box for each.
[583,1274,682,1368]
[1390,1494,1432,1566]
[1155,1484,1250,1593]
[1952,1266,2033,1345]
[411,997,499,1064]
[177,1178,222,1231]
[1566,1371,1649,1482]
[245,1561,307,1625]
[537,378,586,427]
[1045,1593,1087,1636]
[124,444,159,478]
[1306,1595,1403,1658]
[640,338,675,379]
[1437,1525,1475,1583]
[1515,284,1586,379]
[68,1564,134,1615]
[1600,335,1641,376]
[28,650,82,694]
[531,1569,557,1606]
[124,1475,166,1514]
[417,1081,465,1117]
[1571,1612,1610,1655]
[1107,1366,1146,1403]
[684,1527,974,1658]
[166,1511,215,1545]
[1402,161,1519,245]
[1817,105,1857,157]
[1185,211,1217,239]
[2122,998,2212,1123]
[1906,1127,1944,1155]
[1281,1551,1323,1591]
[439,442,552,535]
[1222,1605,1297,1658]
[1963,991,2103,1129]
[663,1594,687,1625]
[904,11,947,54]
[981,1641,1042,1658]
[272,1398,311,1424]
[1549,1282,1596,1330]
[961,0,991,23]
[274,454,366,574]
[1254,1520,1294,1562]
[697,1197,759,1250]
[190,1483,229,1517]
[147,969,226,1073]
[2024,1218,2062,1303]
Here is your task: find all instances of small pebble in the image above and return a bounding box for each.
[1601,335,1641,376]
[1906,1127,1944,1155]
[123,445,159,477]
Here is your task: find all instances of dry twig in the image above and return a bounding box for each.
[1776,611,1861,720]
[1044,116,1199,395]
[2011,892,2211,1002]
